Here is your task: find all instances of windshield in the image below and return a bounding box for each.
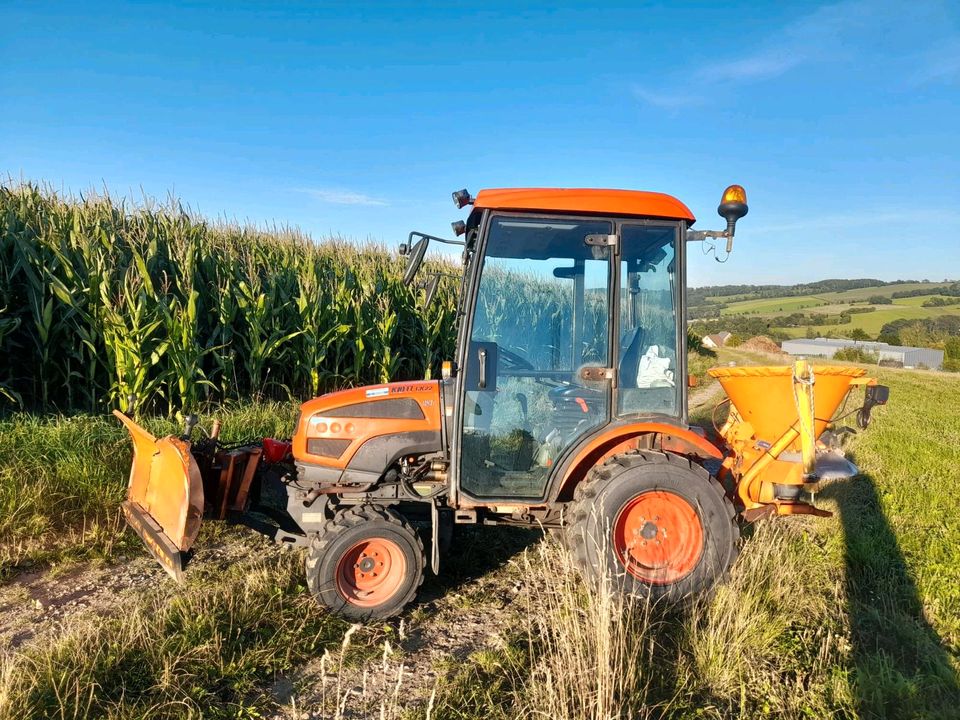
[459,215,613,498]
[470,217,612,373]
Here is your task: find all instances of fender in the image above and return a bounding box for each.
[550,421,724,502]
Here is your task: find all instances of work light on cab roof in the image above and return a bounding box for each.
[114,179,889,624]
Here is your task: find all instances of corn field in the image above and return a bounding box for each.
[0,181,459,415]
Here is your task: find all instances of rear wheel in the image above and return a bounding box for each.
[306,505,425,619]
[566,450,738,600]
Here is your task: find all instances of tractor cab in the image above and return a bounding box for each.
[400,189,735,511]
[442,190,692,502]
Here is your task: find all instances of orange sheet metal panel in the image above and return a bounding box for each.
[293,380,443,468]
[555,421,722,500]
[473,188,696,223]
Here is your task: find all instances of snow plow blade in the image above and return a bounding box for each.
[113,410,204,581]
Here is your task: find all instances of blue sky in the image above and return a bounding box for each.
[2,0,958,286]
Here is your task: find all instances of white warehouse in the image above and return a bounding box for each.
[781,338,944,370]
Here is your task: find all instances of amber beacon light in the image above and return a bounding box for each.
[717,184,748,252]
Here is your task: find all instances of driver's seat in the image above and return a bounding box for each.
[546,327,646,435]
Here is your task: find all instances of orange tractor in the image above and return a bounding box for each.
[116,186,888,618]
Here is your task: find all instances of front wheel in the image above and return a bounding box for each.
[305,505,425,619]
[566,451,738,600]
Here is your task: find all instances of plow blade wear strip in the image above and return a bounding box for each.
[113,410,204,578]
[121,500,188,581]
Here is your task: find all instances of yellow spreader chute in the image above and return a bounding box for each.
[113,410,204,580]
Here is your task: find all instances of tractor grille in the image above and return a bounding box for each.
[332,398,425,419]
[306,438,352,458]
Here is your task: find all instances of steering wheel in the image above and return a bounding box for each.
[499,347,535,371]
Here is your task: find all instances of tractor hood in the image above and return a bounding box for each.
[293,380,444,487]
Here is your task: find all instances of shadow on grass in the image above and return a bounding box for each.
[418,525,541,603]
[819,472,960,717]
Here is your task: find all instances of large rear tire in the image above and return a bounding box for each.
[305,505,425,620]
[566,450,738,600]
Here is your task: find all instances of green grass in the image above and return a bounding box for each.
[813,282,952,302]
[433,363,960,719]
[0,547,349,719]
[2,364,959,718]
[777,303,960,338]
[706,283,954,308]
[713,281,960,340]
[719,282,954,314]
[720,295,834,315]
[895,295,955,307]
[0,403,297,575]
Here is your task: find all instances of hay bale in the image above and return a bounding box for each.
[740,335,785,354]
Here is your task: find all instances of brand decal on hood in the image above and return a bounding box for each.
[365,387,390,398]
[391,383,434,394]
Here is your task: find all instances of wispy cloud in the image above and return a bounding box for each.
[633,0,956,108]
[696,53,803,84]
[697,0,870,84]
[911,39,960,85]
[630,85,704,109]
[295,188,388,206]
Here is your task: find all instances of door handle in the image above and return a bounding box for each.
[478,348,487,389]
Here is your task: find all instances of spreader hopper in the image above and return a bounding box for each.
[708,361,884,518]
[710,364,867,441]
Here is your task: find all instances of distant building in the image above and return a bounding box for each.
[781,338,944,370]
[702,331,732,349]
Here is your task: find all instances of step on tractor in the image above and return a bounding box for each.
[116,186,890,619]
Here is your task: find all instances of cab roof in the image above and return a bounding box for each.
[473,188,695,223]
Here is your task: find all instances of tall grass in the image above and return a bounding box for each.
[516,539,658,719]
[0,403,297,573]
[0,550,346,719]
[434,525,856,720]
[0,181,459,415]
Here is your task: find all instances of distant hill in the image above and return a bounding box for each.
[688,280,960,370]
[688,278,956,307]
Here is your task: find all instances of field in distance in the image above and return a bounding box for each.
[697,280,960,341]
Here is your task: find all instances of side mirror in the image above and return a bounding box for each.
[403,237,429,286]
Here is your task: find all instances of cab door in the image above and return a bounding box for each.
[456,214,615,500]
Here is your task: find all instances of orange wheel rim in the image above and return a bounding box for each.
[335,538,406,607]
[613,490,704,585]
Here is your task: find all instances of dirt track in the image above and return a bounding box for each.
[0,518,536,717]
